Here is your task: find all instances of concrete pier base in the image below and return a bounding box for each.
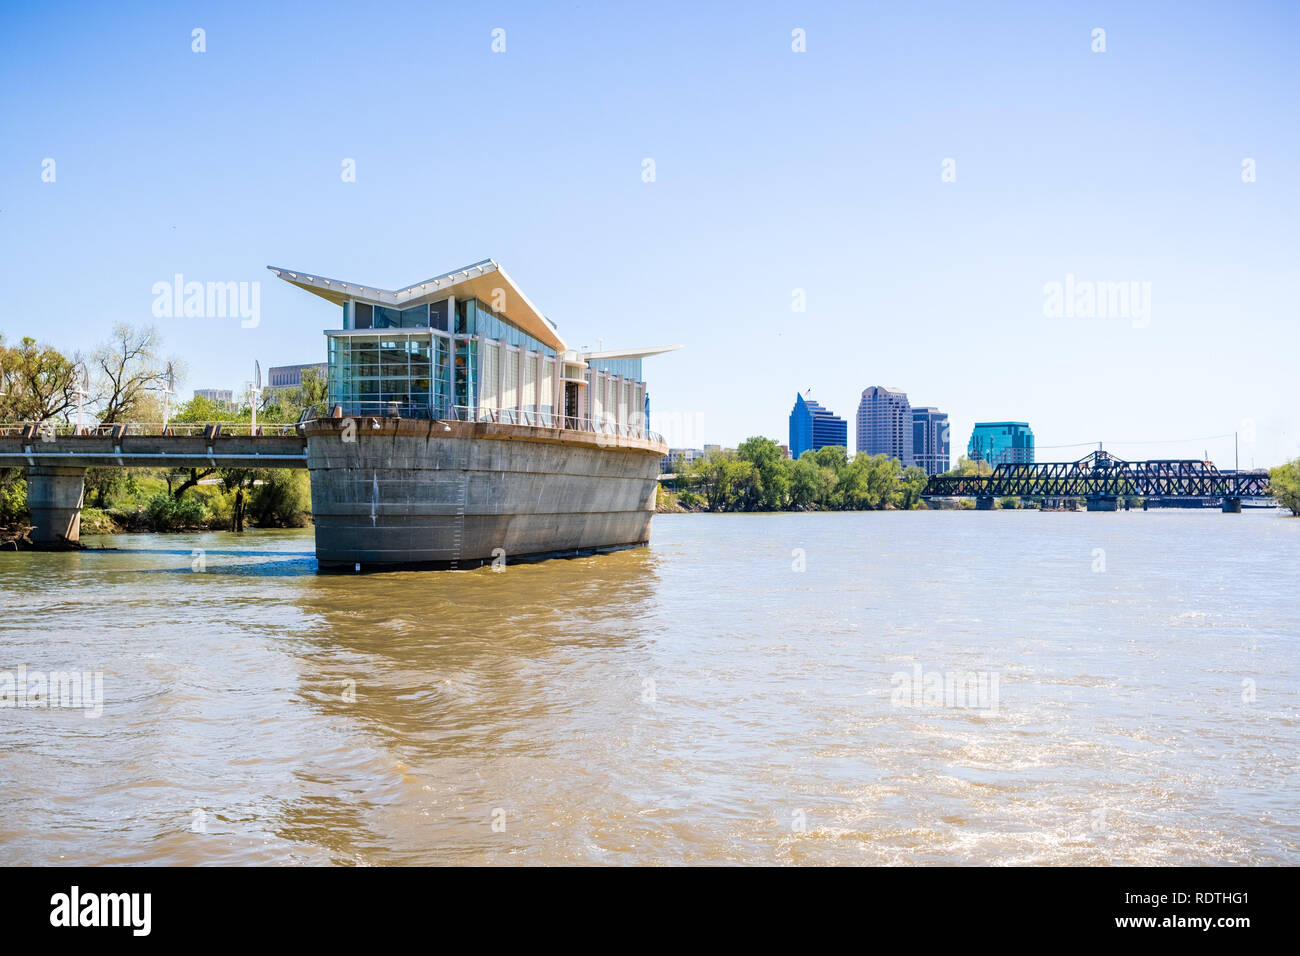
[1086,495,1120,512]
[305,417,666,570]
[1221,497,1242,513]
[974,496,995,511]
[26,465,86,547]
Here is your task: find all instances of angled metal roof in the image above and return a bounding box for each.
[581,345,682,361]
[267,259,567,352]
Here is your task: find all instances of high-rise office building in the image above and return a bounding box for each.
[968,421,1034,466]
[911,407,950,475]
[193,388,233,408]
[267,362,328,393]
[789,392,847,459]
[856,386,913,464]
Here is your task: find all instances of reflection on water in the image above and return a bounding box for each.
[0,512,1296,865]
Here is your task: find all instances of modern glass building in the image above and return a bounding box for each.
[968,421,1035,466]
[268,259,676,433]
[789,392,848,458]
[911,406,950,475]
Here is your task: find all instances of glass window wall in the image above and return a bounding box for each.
[326,332,449,417]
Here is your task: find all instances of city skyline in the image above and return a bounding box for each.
[2,1,1296,470]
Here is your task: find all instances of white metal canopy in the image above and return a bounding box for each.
[268,259,566,353]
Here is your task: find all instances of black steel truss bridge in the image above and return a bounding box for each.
[923,450,1271,508]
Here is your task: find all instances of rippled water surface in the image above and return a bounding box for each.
[1,510,1296,865]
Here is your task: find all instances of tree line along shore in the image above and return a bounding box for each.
[655,438,1300,516]
[657,438,980,514]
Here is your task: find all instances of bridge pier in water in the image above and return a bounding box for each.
[26,465,86,548]
[1086,495,1120,512]
[974,496,995,511]
[1221,497,1242,513]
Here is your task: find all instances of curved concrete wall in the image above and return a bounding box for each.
[304,419,664,569]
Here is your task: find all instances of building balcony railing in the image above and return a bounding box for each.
[299,402,664,444]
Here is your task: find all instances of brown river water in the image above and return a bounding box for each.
[1,510,1296,865]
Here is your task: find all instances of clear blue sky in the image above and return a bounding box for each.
[2,0,1296,467]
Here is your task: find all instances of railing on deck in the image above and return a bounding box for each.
[0,420,301,438]
[297,402,664,444]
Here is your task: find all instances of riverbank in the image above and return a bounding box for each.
[0,522,32,550]
[0,508,313,550]
[656,483,971,514]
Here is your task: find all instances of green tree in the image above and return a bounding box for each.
[144,492,211,531]
[247,469,312,527]
[164,467,217,502]
[865,454,902,508]
[690,452,755,512]
[809,445,850,508]
[91,324,179,423]
[898,465,930,510]
[736,436,790,510]
[789,454,836,510]
[262,367,328,423]
[0,470,26,524]
[0,335,79,422]
[1269,458,1300,515]
[946,455,993,477]
[84,468,129,508]
[810,444,849,472]
[173,393,239,423]
[220,469,258,532]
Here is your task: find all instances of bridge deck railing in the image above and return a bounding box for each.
[0,421,301,438]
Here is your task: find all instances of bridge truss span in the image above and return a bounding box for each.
[923,450,1271,503]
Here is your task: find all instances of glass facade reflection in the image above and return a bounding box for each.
[968,421,1035,466]
[589,357,642,380]
[455,298,556,354]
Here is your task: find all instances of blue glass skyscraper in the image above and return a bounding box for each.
[789,392,848,459]
[968,421,1034,466]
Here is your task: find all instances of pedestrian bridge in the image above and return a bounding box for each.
[923,450,1272,512]
[0,423,308,547]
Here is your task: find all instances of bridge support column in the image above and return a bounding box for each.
[1221,497,1242,513]
[26,465,86,548]
[1086,495,1119,512]
[974,496,995,511]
